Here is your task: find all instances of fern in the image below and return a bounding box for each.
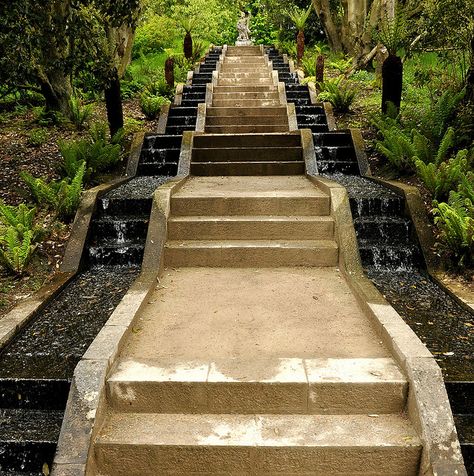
[0,227,36,275]
[416,149,469,200]
[317,76,356,112]
[0,202,44,242]
[435,127,455,165]
[69,95,93,130]
[428,89,465,145]
[432,201,474,268]
[21,164,85,220]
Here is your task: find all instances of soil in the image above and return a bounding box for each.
[0,98,158,318]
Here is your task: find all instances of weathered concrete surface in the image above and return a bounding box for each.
[120,267,388,362]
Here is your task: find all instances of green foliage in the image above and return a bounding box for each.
[328,56,353,74]
[373,8,409,55]
[36,108,64,127]
[0,228,36,275]
[139,94,170,120]
[317,76,356,112]
[145,80,174,101]
[133,14,176,58]
[432,199,474,268]
[27,129,48,148]
[286,5,312,31]
[20,163,85,220]
[415,149,469,200]
[59,137,122,181]
[0,203,45,243]
[69,95,93,130]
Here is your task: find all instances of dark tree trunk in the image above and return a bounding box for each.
[382,54,403,114]
[39,73,72,119]
[184,32,193,60]
[465,35,474,104]
[316,55,325,83]
[104,70,124,138]
[165,57,175,88]
[297,30,305,68]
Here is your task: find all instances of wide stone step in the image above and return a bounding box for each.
[107,357,407,414]
[205,115,288,126]
[95,412,421,475]
[206,106,287,117]
[205,124,288,134]
[168,215,334,240]
[192,147,301,162]
[212,91,279,100]
[219,72,272,79]
[191,160,304,176]
[213,85,278,93]
[224,57,266,63]
[164,239,338,267]
[212,99,280,108]
[221,66,272,72]
[218,78,274,86]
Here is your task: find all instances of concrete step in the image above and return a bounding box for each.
[205,124,289,133]
[192,147,302,162]
[206,106,287,117]
[213,85,278,93]
[168,215,335,240]
[107,357,407,414]
[165,239,338,267]
[95,412,421,475]
[205,115,289,126]
[218,78,274,86]
[224,57,266,63]
[193,133,301,148]
[219,72,272,79]
[221,65,272,72]
[212,91,279,100]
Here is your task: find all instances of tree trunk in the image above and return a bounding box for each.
[382,54,403,114]
[465,35,474,104]
[165,57,175,88]
[316,55,325,83]
[297,30,305,68]
[312,0,343,51]
[104,70,124,138]
[184,32,193,60]
[39,72,72,119]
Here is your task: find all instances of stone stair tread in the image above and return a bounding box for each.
[165,239,338,249]
[169,215,334,223]
[97,412,421,448]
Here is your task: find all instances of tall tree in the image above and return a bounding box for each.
[0,0,74,117]
[287,6,312,68]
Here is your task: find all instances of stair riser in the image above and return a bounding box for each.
[165,246,338,267]
[108,381,406,414]
[204,126,289,134]
[168,219,334,241]
[95,445,421,475]
[191,161,304,176]
[212,99,281,107]
[219,74,272,79]
[212,92,279,100]
[213,86,278,93]
[217,79,274,86]
[206,107,287,117]
[205,116,288,126]
[193,134,301,148]
[171,197,330,217]
[192,148,301,162]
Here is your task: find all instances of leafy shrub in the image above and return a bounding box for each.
[0,202,45,242]
[27,129,48,147]
[21,163,85,220]
[121,78,144,99]
[36,108,64,127]
[302,56,316,77]
[0,227,36,275]
[328,56,353,73]
[140,94,170,120]
[59,138,121,181]
[133,14,176,58]
[317,76,356,112]
[88,121,125,146]
[415,149,469,200]
[69,95,93,130]
[145,80,174,101]
[352,70,375,82]
[124,118,144,136]
[432,200,474,268]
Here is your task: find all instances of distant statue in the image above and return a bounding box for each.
[236,11,252,45]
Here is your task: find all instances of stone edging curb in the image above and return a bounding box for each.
[308,172,467,476]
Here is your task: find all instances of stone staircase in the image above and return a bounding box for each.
[205,45,289,134]
[89,46,423,475]
[164,176,338,268]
